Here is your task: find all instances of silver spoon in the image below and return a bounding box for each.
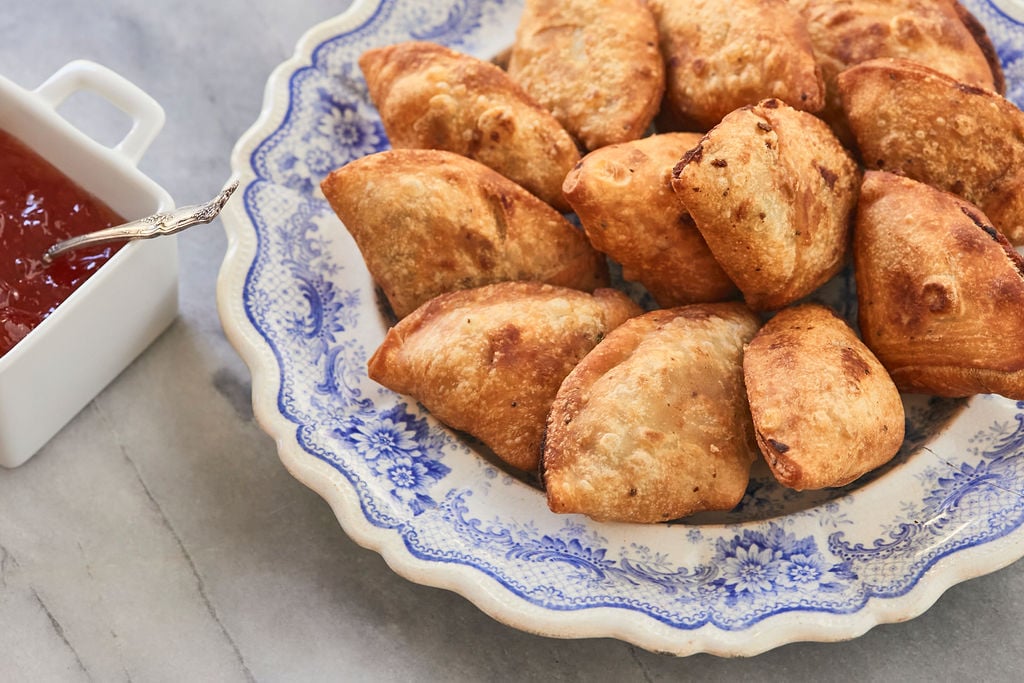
[42,177,239,264]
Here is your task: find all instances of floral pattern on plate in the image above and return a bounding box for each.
[219,0,1024,654]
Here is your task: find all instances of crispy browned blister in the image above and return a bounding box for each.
[563,132,737,307]
[368,282,641,472]
[839,58,1024,244]
[359,42,579,211]
[542,303,761,523]
[672,100,860,311]
[793,0,1003,146]
[648,0,823,132]
[744,304,905,491]
[507,0,664,151]
[856,172,1024,399]
[321,149,608,319]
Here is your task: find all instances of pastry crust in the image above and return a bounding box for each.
[562,132,737,307]
[838,57,1024,244]
[648,0,823,132]
[672,99,860,311]
[793,0,1003,145]
[542,303,760,523]
[855,171,1024,399]
[744,304,905,491]
[952,0,1006,94]
[507,0,665,150]
[321,149,608,319]
[368,282,641,472]
[359,41,580,211]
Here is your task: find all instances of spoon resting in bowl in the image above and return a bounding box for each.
[42,177,239,264]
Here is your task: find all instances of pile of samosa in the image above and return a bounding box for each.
[320,0,1024,523]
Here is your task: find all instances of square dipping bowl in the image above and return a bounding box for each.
[0,61,178,468]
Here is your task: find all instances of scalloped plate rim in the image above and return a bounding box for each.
[216,0,1024,656]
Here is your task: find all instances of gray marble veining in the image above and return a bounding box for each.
[2,1,1024,681]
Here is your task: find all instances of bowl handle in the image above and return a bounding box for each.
[33,60,165,166]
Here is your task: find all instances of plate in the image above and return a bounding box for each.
[217,0,1024,656]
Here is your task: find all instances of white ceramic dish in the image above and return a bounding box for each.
[218,0,1024,656]
[0,61,178,468]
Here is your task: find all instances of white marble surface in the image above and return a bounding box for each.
[3,1,1024,680]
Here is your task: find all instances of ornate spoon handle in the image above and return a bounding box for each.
[43,177,239,264]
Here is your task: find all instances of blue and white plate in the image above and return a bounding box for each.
[217,0,1024,656]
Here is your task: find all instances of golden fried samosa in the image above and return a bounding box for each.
[543,303,761,523]
[368,282,641,472]
[359,41,579,211]
[672,99,860,311]
[743,304,905,491]
[856,171,1024,399]
[562,132,737,307]
[648,0,823,132]
[321,149,608,319]
[839,58,1024,244]
[951,0,1006,93]
[793,0,1003,145]
[507,0,664,150]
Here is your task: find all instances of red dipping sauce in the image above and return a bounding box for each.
[0,128,125,358]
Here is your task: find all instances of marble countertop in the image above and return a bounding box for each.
[3,1,1024,680]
